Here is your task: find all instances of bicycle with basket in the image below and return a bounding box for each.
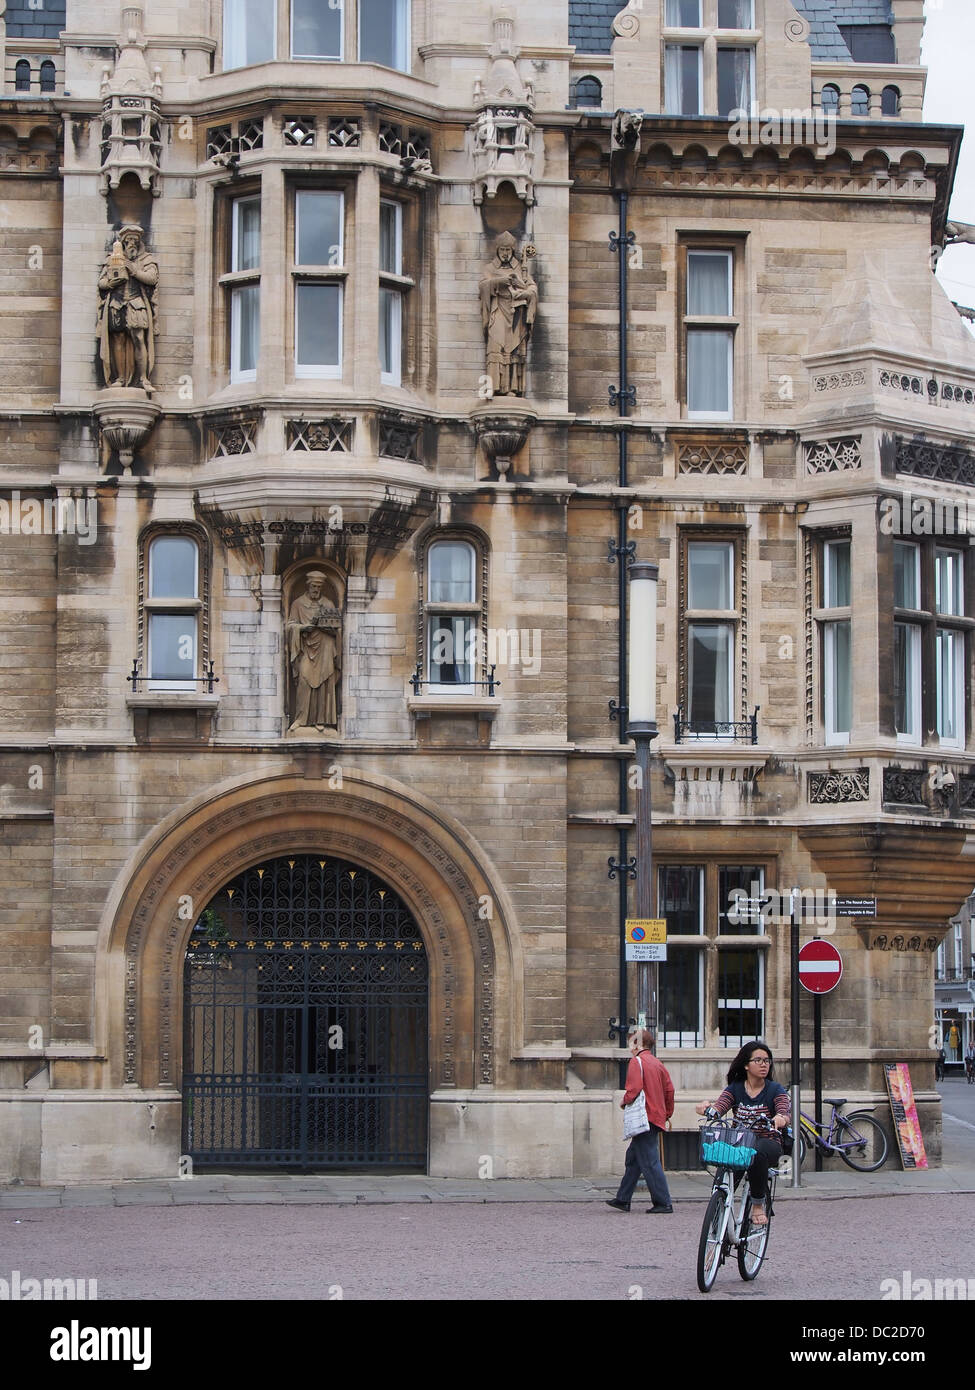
[696,1108,783,1293]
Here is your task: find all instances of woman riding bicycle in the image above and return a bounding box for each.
[695,1040,790,1227]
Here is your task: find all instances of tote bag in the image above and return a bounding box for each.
[622,1056,651,1138]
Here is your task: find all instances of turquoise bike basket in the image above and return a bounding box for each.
[700,1124,758,1169]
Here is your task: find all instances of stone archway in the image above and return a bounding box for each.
[98,771,520,1105]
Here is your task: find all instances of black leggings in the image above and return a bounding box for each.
[747,1137,784,1201]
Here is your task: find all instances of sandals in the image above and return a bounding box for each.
[750,1203,769,1226]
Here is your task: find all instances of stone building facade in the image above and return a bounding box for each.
[1,0,974,1182]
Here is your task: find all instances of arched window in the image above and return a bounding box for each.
[851,84,870,117]
[39,61,56,94]
[423,539,480,691]
[881,85,901,117]
[145,534,203,689]
[820,84,839,115]
[15,60,32,93]
[570,75,603,110]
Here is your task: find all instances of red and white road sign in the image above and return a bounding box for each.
[798,939,843,995]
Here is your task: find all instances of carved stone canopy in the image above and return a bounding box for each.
[100,6,163,195]
[470,10,538,206]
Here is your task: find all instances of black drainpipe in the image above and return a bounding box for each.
[607,130,638,1087]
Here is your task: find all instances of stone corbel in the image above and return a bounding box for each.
[93,389,161,474]
[472,401,537,477]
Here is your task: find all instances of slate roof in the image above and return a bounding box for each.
[793,0,854,62]
[829,3,893,23]
[4,1,66,40]
[569,0,621,55]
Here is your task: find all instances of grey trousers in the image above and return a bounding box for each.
[615,1125,672,1207]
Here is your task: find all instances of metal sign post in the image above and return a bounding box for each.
[790,887,801,1189]
[797,939,843,1175]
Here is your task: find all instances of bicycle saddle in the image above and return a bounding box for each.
[825,1096,846,1106]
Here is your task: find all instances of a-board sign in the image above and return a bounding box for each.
[884,1063,928,1170]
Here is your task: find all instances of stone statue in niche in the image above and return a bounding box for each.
[96,223,158,392]
[286,571,342,733]
[479,232,538,397]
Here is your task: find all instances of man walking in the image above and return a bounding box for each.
[606,1028,675,1214]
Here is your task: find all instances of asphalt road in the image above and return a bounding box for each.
[4,1190,972,1302]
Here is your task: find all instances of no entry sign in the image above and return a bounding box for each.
[798,939,843,995]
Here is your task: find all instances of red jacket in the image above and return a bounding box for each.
[622,1050,675,1131]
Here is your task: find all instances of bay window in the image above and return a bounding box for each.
[379,200,403,385]
[230,195,261,383]
[224,0,275,69]
[360,0,410,70]
[936,548,966,748]
[224,0,411,72]
[294,190,344,378]
[894,541,921,744]
[292,0,342,59]
[822,539,852,745]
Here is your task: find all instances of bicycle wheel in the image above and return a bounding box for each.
[835,1112,889,1171]
[697,1189,728,1293]
[737,1195,771,1280]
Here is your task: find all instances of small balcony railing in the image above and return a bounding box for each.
[409,665,500,697]
[127,659,220,694]
[673,706,759,745]
[936,966,975,984]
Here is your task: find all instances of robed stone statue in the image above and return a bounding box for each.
[96,223,159,392]
[479,231,538,397]
[286,572,342,733]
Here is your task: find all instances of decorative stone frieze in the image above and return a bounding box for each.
[208,417,260,458]
[808,768,869,803]
[676,438,748,476]
[883,768,925,805]
[892,436,975,486]
[879,369,975,408]
[813,369,866,392]
[805,436,862,474]
[379,417,422,462]
[287,419,354,453]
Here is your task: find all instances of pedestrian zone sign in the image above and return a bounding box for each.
[626,918,667,962]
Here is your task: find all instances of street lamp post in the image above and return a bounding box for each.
[628,561,659,1029]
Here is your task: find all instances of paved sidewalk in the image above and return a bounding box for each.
[2,1157,973,1208]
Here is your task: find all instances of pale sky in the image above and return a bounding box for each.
[921,0,975,313]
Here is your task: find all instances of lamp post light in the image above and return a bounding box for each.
[627,560,659,1029]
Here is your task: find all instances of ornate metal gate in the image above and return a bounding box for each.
[182,855,428,1170]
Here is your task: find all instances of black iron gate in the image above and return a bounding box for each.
[182,855,428,1170]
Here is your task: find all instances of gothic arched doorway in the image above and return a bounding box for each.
[181,854,429,1171]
